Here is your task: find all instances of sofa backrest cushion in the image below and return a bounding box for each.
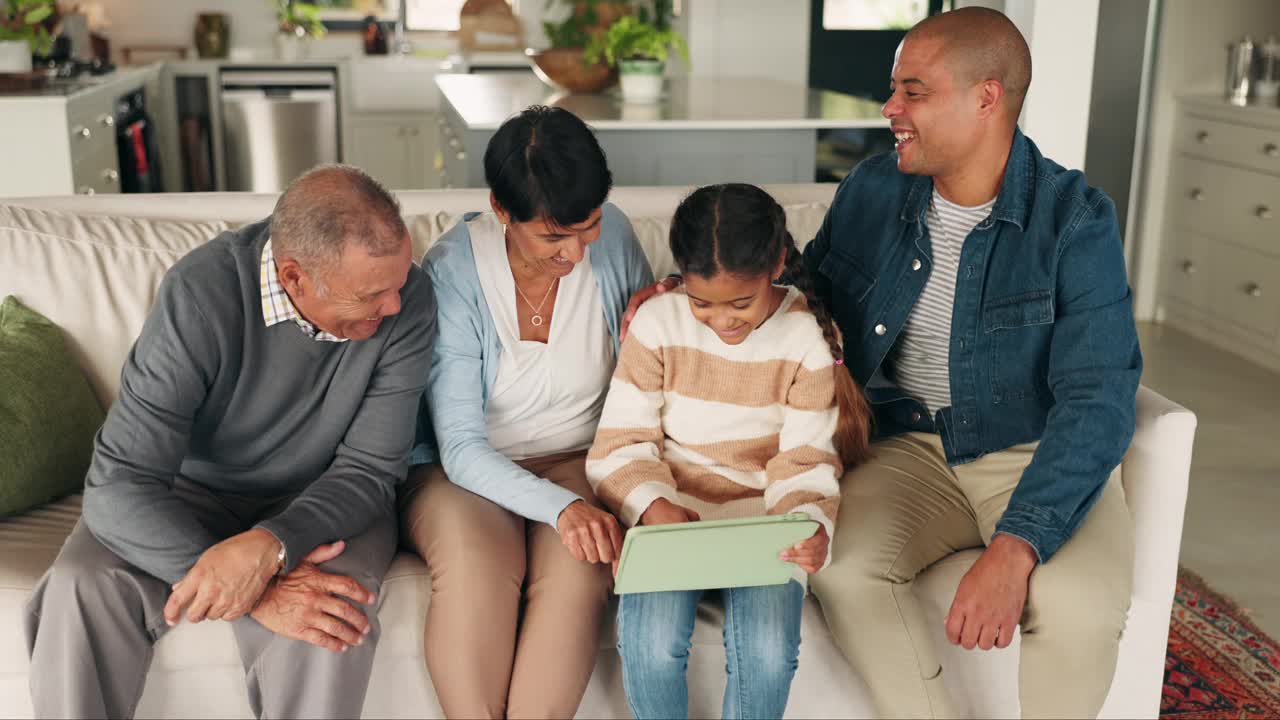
[0,187,835,409]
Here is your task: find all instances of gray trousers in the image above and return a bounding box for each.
[23,479,397,720]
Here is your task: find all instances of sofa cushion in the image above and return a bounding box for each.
[0,297,103,516]
[0,205,229,410]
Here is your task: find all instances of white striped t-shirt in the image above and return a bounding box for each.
[888,189,996,415]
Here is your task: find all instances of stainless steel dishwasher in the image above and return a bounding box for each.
[220,69,338,192]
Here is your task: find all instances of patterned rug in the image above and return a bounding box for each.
[1162,568,1280,719]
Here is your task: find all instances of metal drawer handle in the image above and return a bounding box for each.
[97,114,115,128]
[76,186,95,195]
[1265,143,1279,158]
[1245,283,1262,298]
[73,126,91,140]
[1181,260,1196,275]
[1190,187,1203,200]
[1195,130,1210,144]
[102,169,119,184]
[456,151,466,161]
[1256,205,1273,219]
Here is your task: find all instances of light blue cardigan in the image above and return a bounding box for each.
[409,203,655,526]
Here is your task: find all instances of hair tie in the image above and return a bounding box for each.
[835,359,844,365]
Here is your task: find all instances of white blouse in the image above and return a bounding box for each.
[469,213,616,461]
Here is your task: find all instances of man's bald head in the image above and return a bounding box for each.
[270,164,408,280]
[905,7,1032,121]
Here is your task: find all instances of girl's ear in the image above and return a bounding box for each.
[773,246,789,282]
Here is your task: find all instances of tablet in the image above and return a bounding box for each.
[612,514,820,595]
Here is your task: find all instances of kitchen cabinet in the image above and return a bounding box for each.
[345,113,440,190]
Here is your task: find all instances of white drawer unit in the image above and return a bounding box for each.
[1157,97,1280,371]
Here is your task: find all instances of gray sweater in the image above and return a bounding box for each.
[82,219,435,583]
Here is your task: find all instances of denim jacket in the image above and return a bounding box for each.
[802,129,1142,562]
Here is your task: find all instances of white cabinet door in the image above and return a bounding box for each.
[344,113,440,190]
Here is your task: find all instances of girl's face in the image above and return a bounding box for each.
[684,270,781,345]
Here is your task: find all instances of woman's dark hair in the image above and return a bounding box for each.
[670,183,873,467]
[484,105,612,228]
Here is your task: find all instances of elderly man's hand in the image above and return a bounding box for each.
[164,527,283,626]
[620,275,682,342]
[944,534,1038,651]
[249,540,377,653]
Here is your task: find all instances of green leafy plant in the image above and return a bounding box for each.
[0,0,55,56]
[584,15,687,67]
[273,0,327,38]
[543,0,623,50]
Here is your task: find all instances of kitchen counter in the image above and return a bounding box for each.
[436,72,887,131]
[0,66,156,107]
[433,72,886,188]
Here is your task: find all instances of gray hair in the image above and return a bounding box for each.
[269,164,408,286]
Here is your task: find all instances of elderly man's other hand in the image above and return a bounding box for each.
[249,540,378,653]
[620,275,682,342]
[164,527,283,626]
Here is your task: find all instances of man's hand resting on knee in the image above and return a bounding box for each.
[164,527,284,625]
[249,540,378,653]
[944,534,1038,651]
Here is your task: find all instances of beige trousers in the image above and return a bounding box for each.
[810,432,1133,719]
[398,451,612,719]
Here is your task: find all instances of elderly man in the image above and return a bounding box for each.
[24,164,435,719]
[802,8,1141,719]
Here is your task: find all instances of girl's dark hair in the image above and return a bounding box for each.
[484,105,612,227]
[669,183,872,467]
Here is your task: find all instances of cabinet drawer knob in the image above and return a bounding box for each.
[1256,205,1273,219]
[73,126,91,140]
[97,114,115,128]
[1265,143,1279,158]
[1189,187,1203,200]
[456,151,466,161]
[1245,283,1262,298]
[1181,260,1196,275]
[1195,130,1210,143]
[102,169,119,184]
[76,186,95,195]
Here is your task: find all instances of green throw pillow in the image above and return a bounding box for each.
[0,296,104,515]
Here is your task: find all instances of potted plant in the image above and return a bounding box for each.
[272,0,326,61]
[528,0,628,94]
[585,12,687,103]
[0,0,54,74]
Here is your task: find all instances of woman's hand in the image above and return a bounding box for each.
[780,524,829,574]
[557,500,623,565]
[638,497,701,526]
[620,275,683,342]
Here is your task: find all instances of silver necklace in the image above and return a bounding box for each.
[514,275,557,327]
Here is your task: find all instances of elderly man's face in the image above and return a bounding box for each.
[881,35,984,178]
[295,234,414,341]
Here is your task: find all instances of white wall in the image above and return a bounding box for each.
[670,0,809,85]
[1004,0,1101,171]
[1130,0,1280,321]
[99,0,278,61]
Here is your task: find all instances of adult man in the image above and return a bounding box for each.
[804,8,1140,719]
[25,164,435,719]
[623,7,1140,719]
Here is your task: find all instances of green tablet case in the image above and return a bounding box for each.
[612,514,819,595]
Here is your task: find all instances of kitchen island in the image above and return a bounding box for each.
[434,72,887,188]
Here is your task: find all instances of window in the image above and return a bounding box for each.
[312,0,496,32]
[822,0,935,31]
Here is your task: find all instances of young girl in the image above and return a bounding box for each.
[586,183,872,720]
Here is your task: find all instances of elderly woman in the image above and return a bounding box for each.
[399,105,654,718]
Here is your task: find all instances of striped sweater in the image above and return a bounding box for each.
[586,286,842,550]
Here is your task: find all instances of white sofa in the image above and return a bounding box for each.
[0,185,1196,719]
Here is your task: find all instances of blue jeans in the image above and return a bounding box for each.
[616,581,804,720]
